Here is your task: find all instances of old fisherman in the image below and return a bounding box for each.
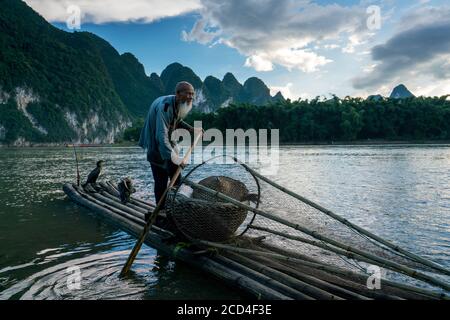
[138,81,198,209]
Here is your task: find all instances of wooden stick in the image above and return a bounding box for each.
[186,180,450,292]
[120,133,202,276]
[240,163,450,276]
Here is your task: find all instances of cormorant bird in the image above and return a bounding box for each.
[118,177,136,204]
[83,160,104,188]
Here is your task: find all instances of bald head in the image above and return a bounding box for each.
[175,81,195,106]
[175,81,194,95]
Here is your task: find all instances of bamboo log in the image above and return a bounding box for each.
[100,182,154,214]
[99,190,148,214]
[254,241,431,300]
[185,180,450,292]
[197,239,449,300]
[64,183,291,300]
[222,252,345,300]
[256,255,408,300]
[103,181,154,211]
[240,163,450,276]
[75,186,144,227]
[90,192,146,220]
[249,225,387,267]
[83,185,174,240]
[256,256,376,300]
[214,255,315,300]
[105,181,155,210]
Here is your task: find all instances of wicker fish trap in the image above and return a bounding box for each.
[167,176,254,242]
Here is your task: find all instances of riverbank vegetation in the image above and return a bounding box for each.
[123,96,450,143]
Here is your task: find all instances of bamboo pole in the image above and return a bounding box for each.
[64,183,291,300]
[249,225,386,267]
[81,186,172,238]
[101,191,148,214]
[254,256,378,300]
[259,256,414,300]
[240,163,450,276]
[185,180,450,292]
[90,192,146,219]
[102,180,154,210]
[221,252,345,300]
[252,241,437,300]
[256,241,442,300]
[102,181,155,210]
[120,133,202,276]
[214,255,315,300]
[197,239,448,300]
[75,186,144,227]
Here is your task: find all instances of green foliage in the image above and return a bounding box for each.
[27,101,76,141]
[177,97,450,143]
[122,118,144,142]
[0,98,44,142]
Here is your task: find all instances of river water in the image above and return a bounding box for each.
[0,145,449,299]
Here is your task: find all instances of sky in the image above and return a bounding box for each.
[24,0,450,100]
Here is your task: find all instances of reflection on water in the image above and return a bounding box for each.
[0,145,449,299]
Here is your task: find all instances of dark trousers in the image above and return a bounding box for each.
[150,161,181,208]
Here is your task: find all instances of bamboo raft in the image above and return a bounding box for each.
[63,180,449,300]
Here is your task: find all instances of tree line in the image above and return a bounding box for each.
[123,96,450,143]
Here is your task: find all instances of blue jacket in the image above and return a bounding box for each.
[138,95,193,165]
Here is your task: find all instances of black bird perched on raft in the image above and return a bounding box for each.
[118,177,136,204]
[82,160,105,190]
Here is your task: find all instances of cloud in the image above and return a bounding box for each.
[353,6,450,90]
[245,49,332,73]
[244,55,273,72]
[24,0,202,24]
[182,0,369,73]
[270,83,294,99]
[181,19,218,44]
[269,83,311,100]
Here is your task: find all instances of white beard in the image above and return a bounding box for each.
[178,101,192,119]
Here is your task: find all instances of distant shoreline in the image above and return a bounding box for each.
[1,140,450,148]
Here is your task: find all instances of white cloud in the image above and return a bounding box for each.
[342,34,366,54]
[244,55,273,72]
[323,44,340,50]
[414,80,450,97]
[270,83,294,99]
[362,63,377,73]
[353,6,450,92]
[24,0,202,23]
[181,19,218,44]
[270,83,313,101]
[245,49,332,73]
[182,0,369,73]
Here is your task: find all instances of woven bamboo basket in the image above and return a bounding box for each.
[167,176,250,242]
